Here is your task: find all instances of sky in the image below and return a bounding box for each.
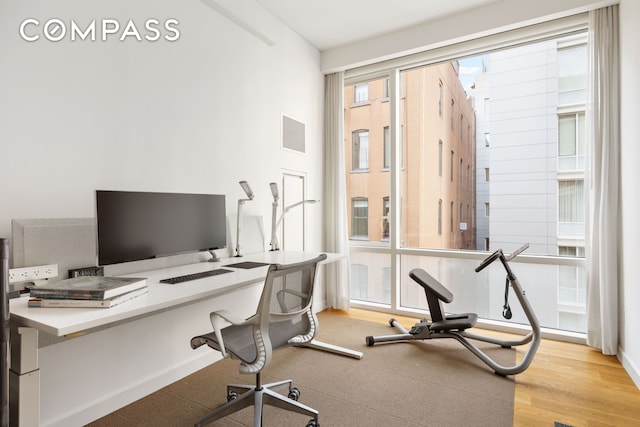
[458,54,488,94]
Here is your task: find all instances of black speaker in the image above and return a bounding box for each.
[1,237,9,427]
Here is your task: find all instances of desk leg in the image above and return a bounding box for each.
[296,339,363,359]
[9,327,39,427]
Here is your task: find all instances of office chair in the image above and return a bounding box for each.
[191,253,327,427]
[366,244,540,376]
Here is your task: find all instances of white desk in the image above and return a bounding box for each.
[9,251,360,427]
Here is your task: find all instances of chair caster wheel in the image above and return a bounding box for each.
[365,336,375,346]
[288,387,300,401]
[227,391,238,402]
[306,420,319,427]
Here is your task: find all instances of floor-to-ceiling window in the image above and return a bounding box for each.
[344,22,589,335]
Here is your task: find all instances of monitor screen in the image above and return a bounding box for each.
[96,190,226,266]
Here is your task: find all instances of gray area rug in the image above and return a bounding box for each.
[90,312,514,426]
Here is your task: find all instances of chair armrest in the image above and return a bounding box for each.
[209,310,247,357]
[211,309,246,325]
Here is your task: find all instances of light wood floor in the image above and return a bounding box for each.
[331,308,640,427]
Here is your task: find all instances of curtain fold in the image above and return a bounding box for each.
[586,5,620,355]
[323,72,351,309]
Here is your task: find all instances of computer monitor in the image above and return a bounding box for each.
[96,190,226,266]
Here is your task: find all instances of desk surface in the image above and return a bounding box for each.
[10,251,341,337]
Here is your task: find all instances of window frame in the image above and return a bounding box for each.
[342,12,590,341]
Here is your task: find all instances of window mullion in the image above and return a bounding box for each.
[389,69,401,310]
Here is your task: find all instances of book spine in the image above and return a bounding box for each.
[29,288,148,308]
[28,299,109,308]
[29,290,106,300]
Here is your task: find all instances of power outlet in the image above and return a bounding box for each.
[9,264,58,284]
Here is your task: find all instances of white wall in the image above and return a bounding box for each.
[0,0,325,253]
[0,1,327,423]
[618,0,640,388]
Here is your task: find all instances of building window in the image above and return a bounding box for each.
[558,43,587,105]
[484,132,490,147]
[485,167,490,182]
[438,140,443,176]
[451,99,455,129]
[382,267,391,304]
[354,83,369,103]
[485,202,490,217]
[351,197,369,239]
[399,125,404,169]
[558,179,584,237]
[382,197,390,240]
[438,199,442,235]
[558,112,585,171]
[351,264,369,301]
[450,201,454,233]
[384,78,390,98]
[557,261,586,332]
[559,246,585,257]
[383,126,390,169]
[352,130,369,171]
[450,150,454,181]
[438,80,443,116]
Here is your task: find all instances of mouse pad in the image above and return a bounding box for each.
[226,261,270,269]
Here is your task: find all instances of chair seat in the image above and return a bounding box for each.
[430,313,477,332]
[192,316,310,364]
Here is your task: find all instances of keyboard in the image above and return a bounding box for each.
[160,268,233,284]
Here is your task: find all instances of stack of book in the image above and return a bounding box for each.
[28,276,148,308]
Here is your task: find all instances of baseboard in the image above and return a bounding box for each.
[618,346,640,390]
[43,351,221,427]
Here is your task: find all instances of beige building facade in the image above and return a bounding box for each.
[345,62,476,250]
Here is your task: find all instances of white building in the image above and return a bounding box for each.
[473,34,587,331]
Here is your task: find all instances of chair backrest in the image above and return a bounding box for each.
[224,253,325,374]
[256,253,327,330]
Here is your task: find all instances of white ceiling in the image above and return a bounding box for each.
[255,0,501,50]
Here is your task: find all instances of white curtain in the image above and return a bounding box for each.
[586,5,620,355]
[323,72,351,309]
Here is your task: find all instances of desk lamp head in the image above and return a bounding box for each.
[269,182,279,202]
[239,180,254,200]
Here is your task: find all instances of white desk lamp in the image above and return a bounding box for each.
[269,182,280,251]
[235,180,254,257]
[269,182,318,251]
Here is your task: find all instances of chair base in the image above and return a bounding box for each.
[195,377,319,427]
